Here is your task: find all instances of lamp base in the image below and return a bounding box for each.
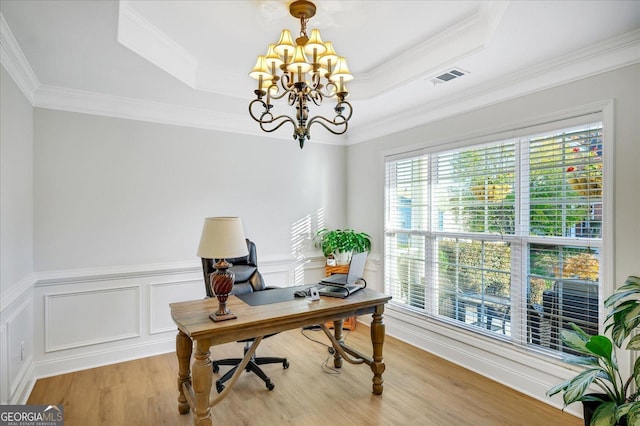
[209,312,237,322]
[209,260,237,322]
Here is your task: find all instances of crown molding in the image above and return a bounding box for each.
[32,84,344,145]
[0,12,39,104]
[34,84,251,135]
[117,0,252,99]
[117,0,198,89]
[347,29,640,145]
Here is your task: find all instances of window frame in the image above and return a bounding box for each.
[382,109,614,358]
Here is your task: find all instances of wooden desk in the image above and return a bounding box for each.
[170,288,392,426]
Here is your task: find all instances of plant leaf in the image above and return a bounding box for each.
[590,401,617,426]
[634,356,640,390]
[626,402,640,426]
[562,369,601,405]
[628,334,640,351]
[560,328,590,354]
[585,335,614,362]
[546,378,572,397]
[582,394,608,403]
[563,354,600,367]
[604,276,640,308]
[621,302,640,330]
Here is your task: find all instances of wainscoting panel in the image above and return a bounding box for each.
[44,286,140,352]
[6,297,33,398]
[30,255,361,381]
[0,278,35,404]
[149,279,203,334]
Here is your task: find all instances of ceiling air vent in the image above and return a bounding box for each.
[429,68,469,85]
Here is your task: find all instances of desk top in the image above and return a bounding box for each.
[170,288,391,345]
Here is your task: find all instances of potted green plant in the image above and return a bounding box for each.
[546,275,640,426]
[314,228,371,265]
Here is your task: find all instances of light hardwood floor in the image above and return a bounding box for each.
[27,324,581,426]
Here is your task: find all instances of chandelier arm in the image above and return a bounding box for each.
[337,100,353,122]
[306,100,353,135]
[266,87,294,102]
[315,80,344,100]
[306,116,348,136]
[260,116,296,134]
[248,99,296,133]
[307,89,323,107]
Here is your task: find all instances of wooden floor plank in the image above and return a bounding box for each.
[27,325,580,426]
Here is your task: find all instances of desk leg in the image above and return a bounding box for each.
[370,304,386,395]
[176,331,192,415]
[192,339,213,426]
[332,319,344,369]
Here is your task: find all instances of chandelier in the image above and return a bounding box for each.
[248,0,353,149]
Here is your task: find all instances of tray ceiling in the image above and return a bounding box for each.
[1,0,639,144]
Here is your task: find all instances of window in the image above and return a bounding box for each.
[384,117,603,355]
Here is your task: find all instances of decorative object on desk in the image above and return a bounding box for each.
[248,0,353,149]
[546,276,640,426]
[308,286,320,300]
[196,217,248,321]
[314,228,371,265]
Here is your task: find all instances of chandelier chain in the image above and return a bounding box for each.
[299,14,309,39]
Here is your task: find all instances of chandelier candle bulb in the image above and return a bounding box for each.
[248,0,354,149]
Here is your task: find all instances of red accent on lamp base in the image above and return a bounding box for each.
[209,260,237,322]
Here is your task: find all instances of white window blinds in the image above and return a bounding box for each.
[384,117,603,356]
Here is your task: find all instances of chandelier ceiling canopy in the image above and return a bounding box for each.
[248,0,353,149]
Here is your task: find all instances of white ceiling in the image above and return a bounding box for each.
[1,0,639,146]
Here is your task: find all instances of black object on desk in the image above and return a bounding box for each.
[237,285,314,306]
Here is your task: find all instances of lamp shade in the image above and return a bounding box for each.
[249,56,271,81]
[330,57,354,82]
[197,217,248,259]
[286,45,312,74]
[274,29,296,59]
[318,41,338,70]
[304,29,326,56]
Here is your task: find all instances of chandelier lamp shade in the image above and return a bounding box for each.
[248,0,353,149]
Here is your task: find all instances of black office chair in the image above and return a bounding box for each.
[201,239,289,393]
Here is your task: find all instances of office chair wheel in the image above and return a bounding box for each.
[266,380,275,391]
[216,381,225,393]
[283,359,289,369]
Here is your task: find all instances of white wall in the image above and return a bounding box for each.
[0,64,35,404]
[33,109,347,271]
[346,64,640,416]
[28,108,347,380]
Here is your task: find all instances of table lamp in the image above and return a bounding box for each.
[197,217,248,321]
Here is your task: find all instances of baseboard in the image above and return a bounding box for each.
[11,361,35,404]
